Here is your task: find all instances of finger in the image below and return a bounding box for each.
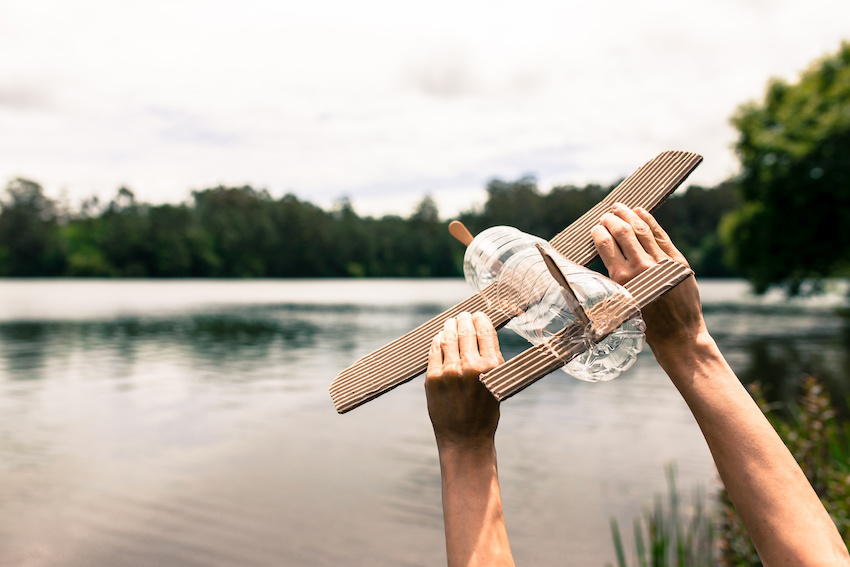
[456,311,479,361]
[472,311,501,363]
[440,317,461,370]
[598,212,654,265]
[591,223,625,268]
[610,203,665,260]
[634,208,690,266]
[426,332,443,378]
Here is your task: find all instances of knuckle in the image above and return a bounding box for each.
[477,326,498,340]
[594,230,615,248]
[610,223,632,239]
[462,355,483,371]
[480,356,500,372]
[633,221,651,237]
[611,266,636,283]
[456,327,475,338]
[461,363,481,377]
[442,363,462,379]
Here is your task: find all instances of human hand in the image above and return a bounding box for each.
[425,311,504,451]
[590,203,708,355]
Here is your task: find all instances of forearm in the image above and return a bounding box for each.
[652,334,849,566]
[438,442,515,567]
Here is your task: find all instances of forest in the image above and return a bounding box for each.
[0,175,741,280]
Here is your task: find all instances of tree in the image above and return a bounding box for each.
[721,42,850,294]
[479,175,544,235]
[0,178,65,276]
[655,183,741,278]
[192,186,276,277]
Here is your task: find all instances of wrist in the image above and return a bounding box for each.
[648,328,720,374]
[438,438,497,468]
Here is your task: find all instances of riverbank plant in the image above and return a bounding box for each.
[607,465,715,567]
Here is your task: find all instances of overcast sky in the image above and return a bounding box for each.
[1,0,849,218]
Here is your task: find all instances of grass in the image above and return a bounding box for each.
[607,464,715,567]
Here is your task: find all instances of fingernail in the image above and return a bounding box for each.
[458,311,471,319]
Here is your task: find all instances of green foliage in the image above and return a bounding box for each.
[0,174,741,278]
[608,465,715,567]
[718,376,850,565]
[193,186,277,277]
[722,42,850,294]
[653,183,742,278]
[0,178,65,276]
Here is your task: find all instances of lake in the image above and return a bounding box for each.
[0,279,847,566]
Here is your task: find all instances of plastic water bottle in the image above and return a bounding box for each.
[462,226,645,382]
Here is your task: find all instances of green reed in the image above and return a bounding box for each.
[608,464,715,567]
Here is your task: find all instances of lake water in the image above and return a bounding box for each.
[0,279,847,566]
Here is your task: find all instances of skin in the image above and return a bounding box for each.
[425,311,514,567]
[426,204,850,566]
[591,203,850,566]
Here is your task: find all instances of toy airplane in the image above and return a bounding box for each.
[330,151,702,414]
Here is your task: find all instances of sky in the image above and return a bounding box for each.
[1,0,849,218]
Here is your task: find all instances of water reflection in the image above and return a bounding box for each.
[0,310,322,380]
[705,303,850,415]
[735,329,850,416]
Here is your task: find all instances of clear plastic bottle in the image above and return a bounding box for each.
[463,226,645,382]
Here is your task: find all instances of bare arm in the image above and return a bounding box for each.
[425,311,515,567]
[591,203,849,566]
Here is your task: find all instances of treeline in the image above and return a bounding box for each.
[0,175,741,278]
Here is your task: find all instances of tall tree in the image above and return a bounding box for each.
[193,186,276,277]
[721,42,850,293]
[0,178,65,276]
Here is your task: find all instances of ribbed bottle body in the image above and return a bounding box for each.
[462,226,644,382]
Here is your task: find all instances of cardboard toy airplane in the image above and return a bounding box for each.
[330,150,702,414]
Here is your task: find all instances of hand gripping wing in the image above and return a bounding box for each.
[329,150,702,413]
[481,249,693,401]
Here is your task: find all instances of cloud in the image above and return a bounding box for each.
[406,50,480,99]
[0,85,51,111]
[146,107,241,147]
[1,0,849,216]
